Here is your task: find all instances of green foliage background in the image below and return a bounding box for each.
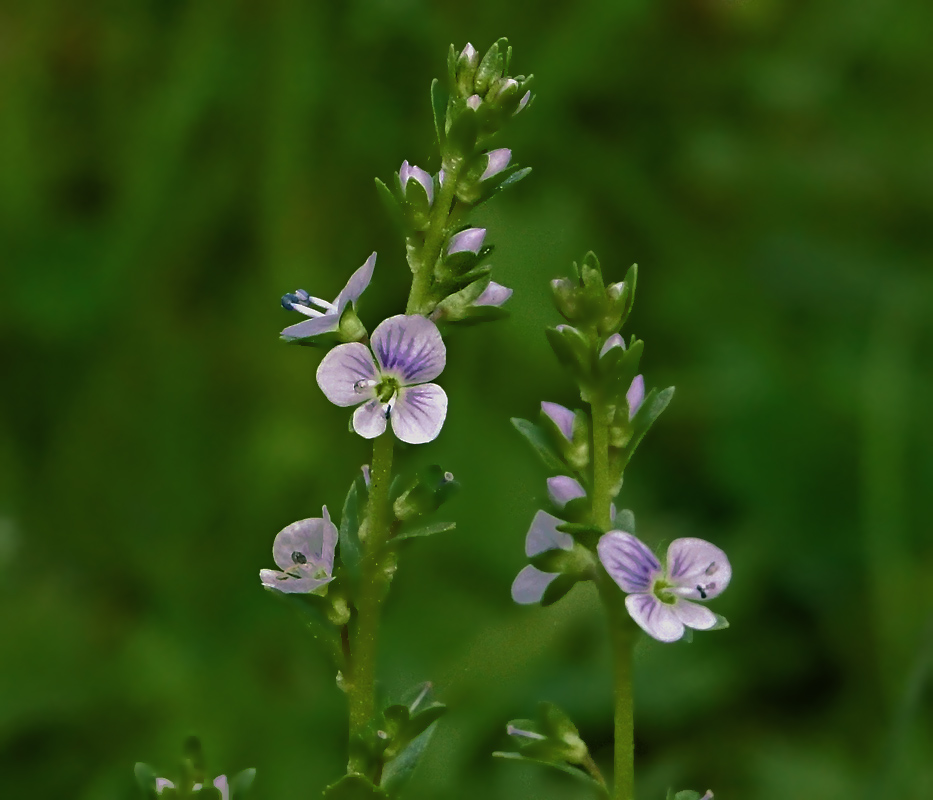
[2,1,931,798]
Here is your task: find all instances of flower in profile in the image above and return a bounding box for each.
[511,511,573,604]
[399,160,434,205]
[541,401,575,442]
[546,476,585,511]
[316,315,448,444]
[480,148,512,181]
[260,509,337,594]
[280,252,375,341]
[155,775,229,798]
[474,280,512,307]
[598,532,731,642]
[447,227,487,256]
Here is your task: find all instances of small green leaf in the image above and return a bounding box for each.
[430,78,446,150]
[323,774,387,800]
[374,178,404,233]
[540,573,580,606]
[708,613,730,631]
[493,752,609,798]
[134,763,158,798]
[612,508,636,533]
[339,476,365,587]
[499,166,532,189]
[392,521,456,543]
[673,791,704,800]
[381,720,442,797]
[620,386,674,469]
[512,418,566,472]
[229,768,256,799]
[555,522,603,537]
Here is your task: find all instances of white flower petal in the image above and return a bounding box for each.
[666,537,731,600]
[525,510,574,557]
[625,593,685,642]
[597,531,662,593]
[673,599,718,631]
[352,400,388,439]
[271,514,337,571]
[390,383,447,444]
[316,342,379,406]
[281,314,340,340]
[511,565,558,605]
[547,476,586,509]
[335,252,376,311]
[371,314,446,385]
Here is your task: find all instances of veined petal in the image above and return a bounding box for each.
[525,510,574,557]
[316,342,378,406]
[475,281,512,307]
[272,514,337,572]
[541,401,575,442]
[511,565,558,605]
[281,314,340,340]
[547,476,586,509]
[666,537,731,600]
[597,531,662,593]
[625,593,685,642]
[335,252,376,311]
[352,400,388,439]
[391,383,447,444]
[627,375,645,420]
[371,315,446,385]
[673,599,718,630]
[260,567,333,594]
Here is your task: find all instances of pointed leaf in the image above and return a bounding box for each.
[493,752,609,798]
[431,78,446,151]
[374,178,405,233]
[229,768,257,799]
[511,418,566,472]
[323,774,387,800]
[392,521,456,543]
[134,763,158,799]
[340,475,365,586]
[381,720,442,798]
[620,386,674,469]
[541,573,581,607]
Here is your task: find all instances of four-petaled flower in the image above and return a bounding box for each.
[316,315,448,444]
[598,532,731,642]
[260,509,337,594]
[280,252,376,341]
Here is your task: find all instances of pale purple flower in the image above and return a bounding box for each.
[626,375,645,420]
[316,315,448,444]
[281,252,375,340]
[515,90,532,114]
[474,281,512,307]
[460,42,477,63]
[598,532,731,642]
[155,776,228,799]
[466,94,482,110]
[399,160,434,206]
[599,333,625,357]
[260,509,337,594]
[447,227,486,256]
[541,402,575,442]
[511,511,573,605]
[480,148,512,181]
[547,476,585,510]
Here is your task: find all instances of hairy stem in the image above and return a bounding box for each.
[347,431,395,777]
[405,158,463,315]
[591,393,636,800]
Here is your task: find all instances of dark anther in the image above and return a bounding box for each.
[696,585,708,599]
[292,551,308,564]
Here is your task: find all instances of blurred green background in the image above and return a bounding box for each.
[2,1,932,798]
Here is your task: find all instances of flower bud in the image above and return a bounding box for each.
[454,42,479,96]
[447,227,486,256]
[480,148,512,181]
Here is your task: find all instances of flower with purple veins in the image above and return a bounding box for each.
[511,511,574,604]
[480,148,512,181]
[281,252,375,341]
[260,509,337,594]
[316,315,448,444]
[447,227,486,256]
[597,532,731,642]
[399,160,434,205]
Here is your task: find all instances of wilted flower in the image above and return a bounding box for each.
[597,532,731,642]
[399,160,434,205]
[260,509,337,594]
[281,253,375,341]
[511,511,573,604]
[316,315,448,444]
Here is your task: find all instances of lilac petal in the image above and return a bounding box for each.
[511,565,558,605]
[460,42,477,61]
[666,537,731,600]
[260,566,332,594]
[516,90,531,114]
[466,94,482,110]
[625,593,685,642]
[371,314,446,385]
[597,531,662,593]
[391,383,447,444]
[447,227,486,255]
[156,779,174,794]
[481,148,512,181]
[316,342,379,406]
[281,314,340,339]
[525,510,574,557]
[271,513,336,572]
[352,399,388,439]
[627,374,645,420]
[672,599,718,631]
[475,281,512,307]
[541,401,575,442]
[335,252,376,311]
[599,333,625,358]
[213,776,229,800]
[411,165,434,205]
[547,476,586,509]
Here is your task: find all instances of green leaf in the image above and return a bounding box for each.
[339,475,365,587]
[620,386,674,468]
[673,791,704,800]
[498,166,532,190]
[708,613,730,631]
[430,78,446,151]
[541,573,580,606]
[555,522,603,537]
[381,720,442,797]
[133,763,158,798]
[323,774,387,800]
[392,521,456,543]
[612,508,636,533]
[493,752,609,798]
[374,178,404,233]
[229,768,256,799]
[511,418,566,472]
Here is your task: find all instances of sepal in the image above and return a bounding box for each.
[511,418,566,472]
[391,465,459,522]
[493,752,609,798]
[323,775,386,800]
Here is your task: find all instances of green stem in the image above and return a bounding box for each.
[405,158,463,315]
[591,393,636,800]
[347,431,395,777]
